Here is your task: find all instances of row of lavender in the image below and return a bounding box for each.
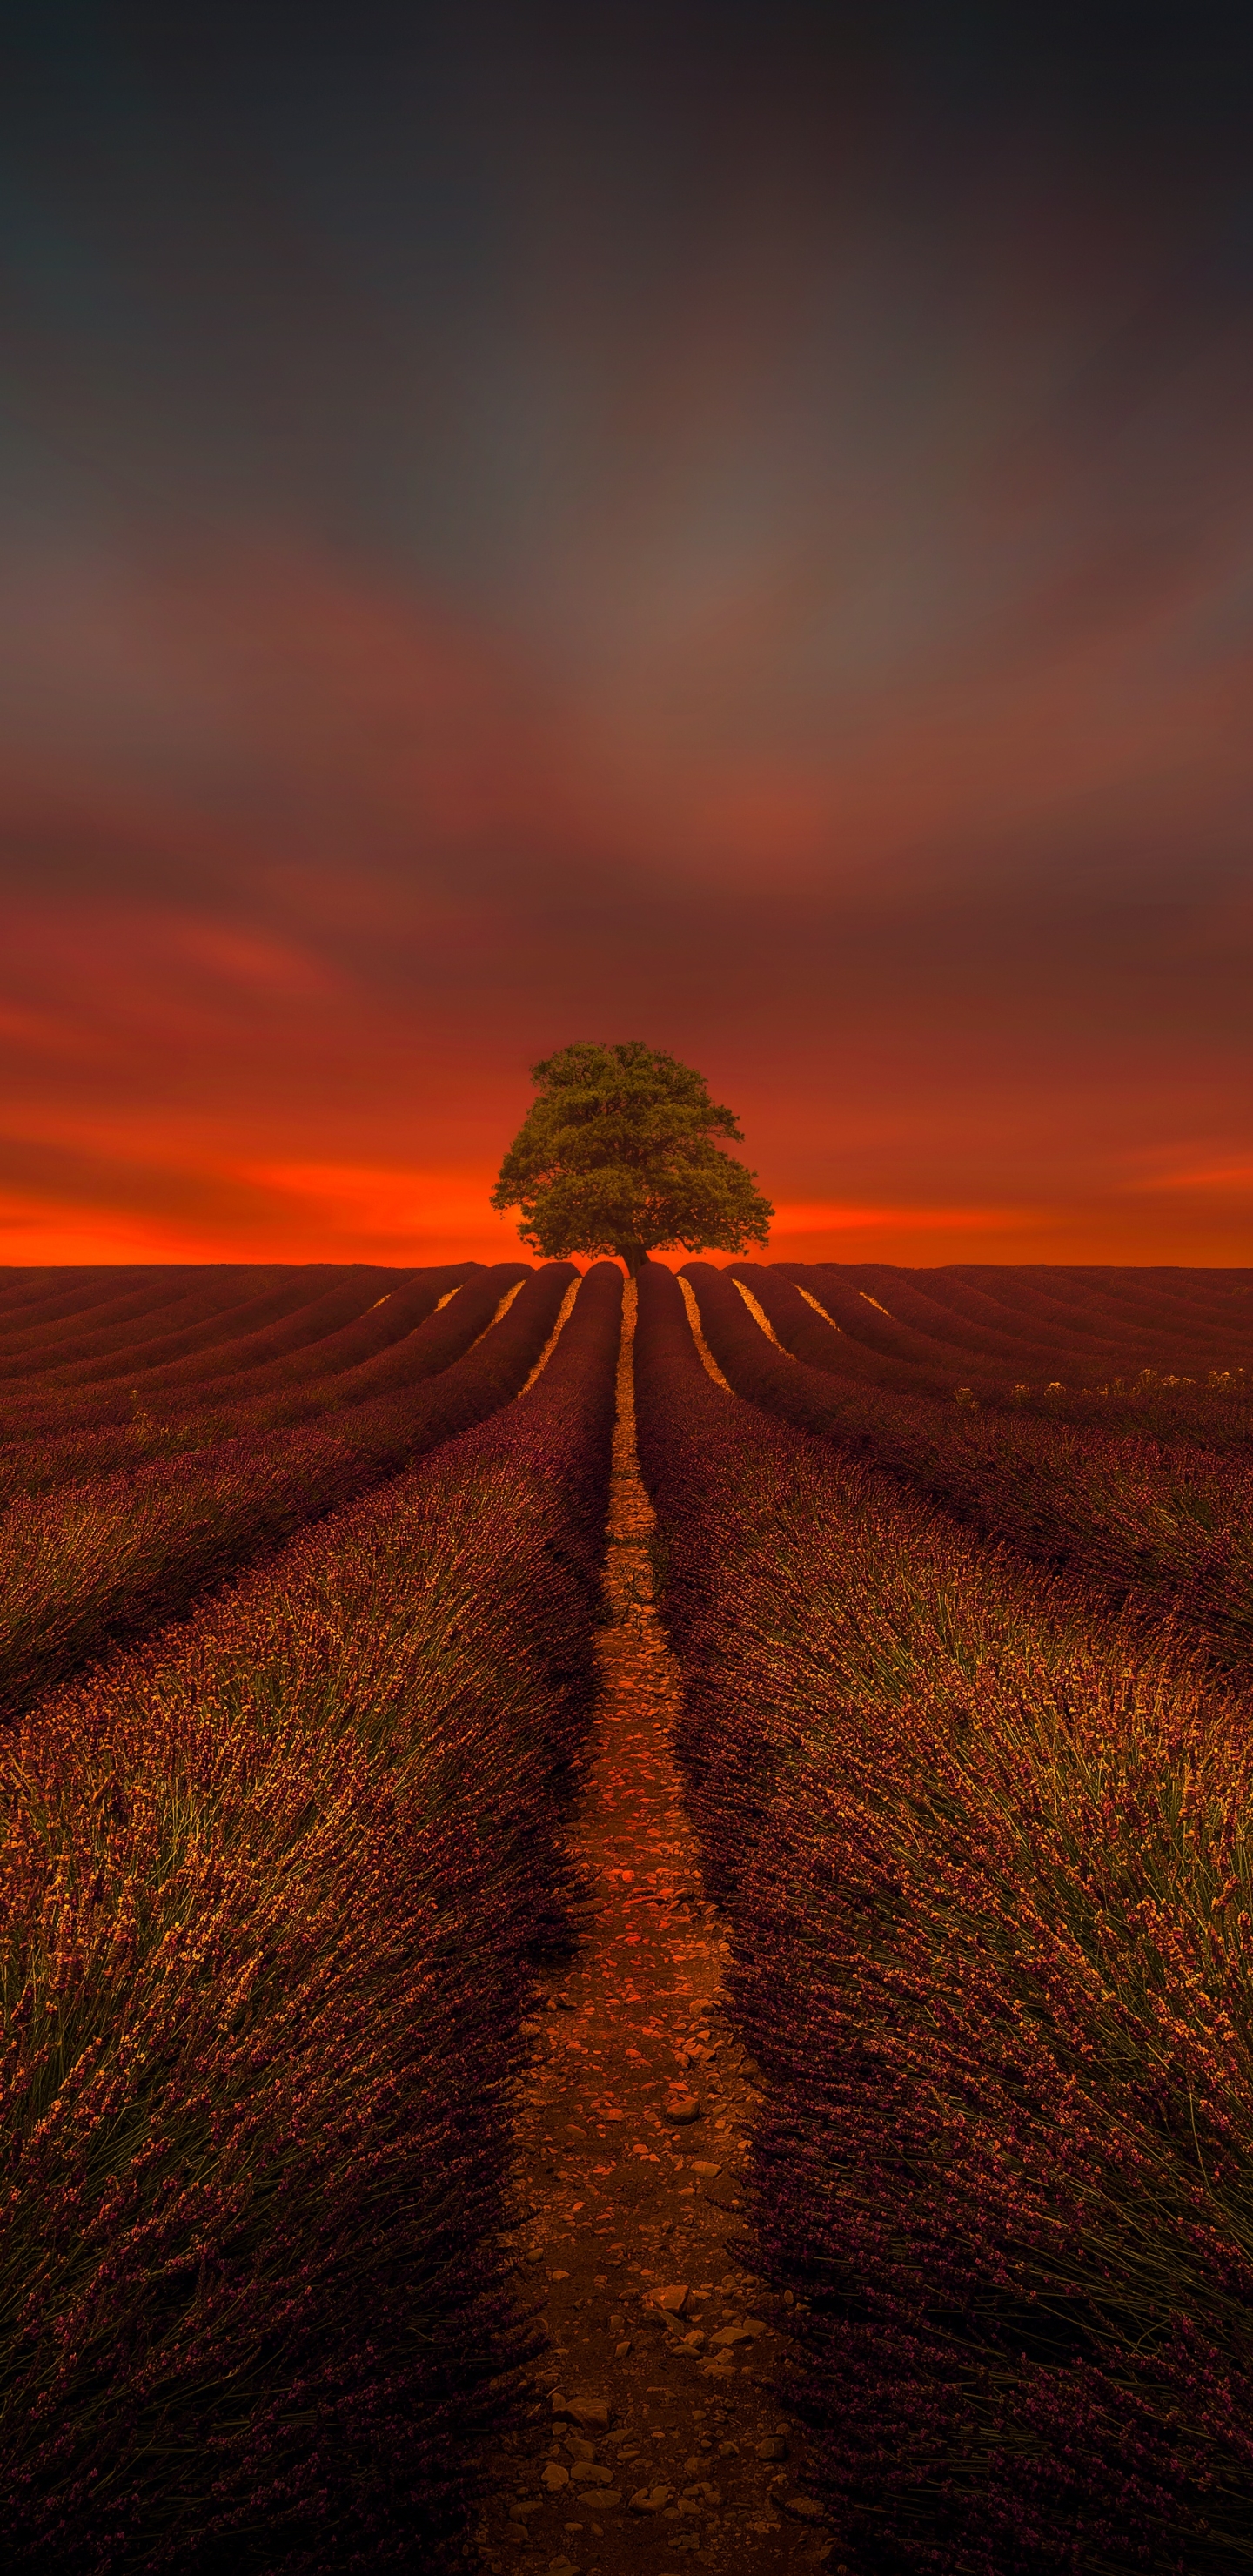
[0,1264,436,1412]
[634,1262,1253,2575]
[0,1261,624,2573]
[762,1259,1253,1400]
[0,1262,523,1446]
[687,1264,1253,1673]
[3,1254,1250,1424]
[0,1265,580,1723]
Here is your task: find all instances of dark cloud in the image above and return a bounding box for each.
[0,2,1249,1260]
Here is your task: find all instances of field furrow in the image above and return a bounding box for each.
[3,1251,1252,2575]
[0,1264,623,2572]
[636,1259,1253,2574]
[0,1265,575,1721]
[687,1261,1253,1670]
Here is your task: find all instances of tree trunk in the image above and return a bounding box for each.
[615,1242,647,1277]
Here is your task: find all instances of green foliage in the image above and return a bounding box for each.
[491,1041,774,1271]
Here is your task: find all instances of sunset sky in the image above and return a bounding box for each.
[2,2,1250,1268]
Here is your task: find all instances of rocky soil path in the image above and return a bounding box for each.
[471,1286,834,2576]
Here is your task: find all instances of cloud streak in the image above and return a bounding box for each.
[0,5,1250,1265]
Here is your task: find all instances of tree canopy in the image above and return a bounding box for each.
[490,1041,774,1273]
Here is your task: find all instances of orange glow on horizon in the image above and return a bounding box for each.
[2,30,1251,1289]
[1,1163,1249,1272]
[1,540,1247,1278]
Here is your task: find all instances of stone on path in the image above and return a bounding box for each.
[468,1284,824,2574]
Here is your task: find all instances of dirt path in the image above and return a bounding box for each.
[472,1286,832,2576]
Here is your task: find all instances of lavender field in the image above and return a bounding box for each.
[1,1258,1251,2573]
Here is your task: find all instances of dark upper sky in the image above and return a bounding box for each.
[2,1,1250,1265]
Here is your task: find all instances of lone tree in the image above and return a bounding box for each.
[491,1041,774,1275]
